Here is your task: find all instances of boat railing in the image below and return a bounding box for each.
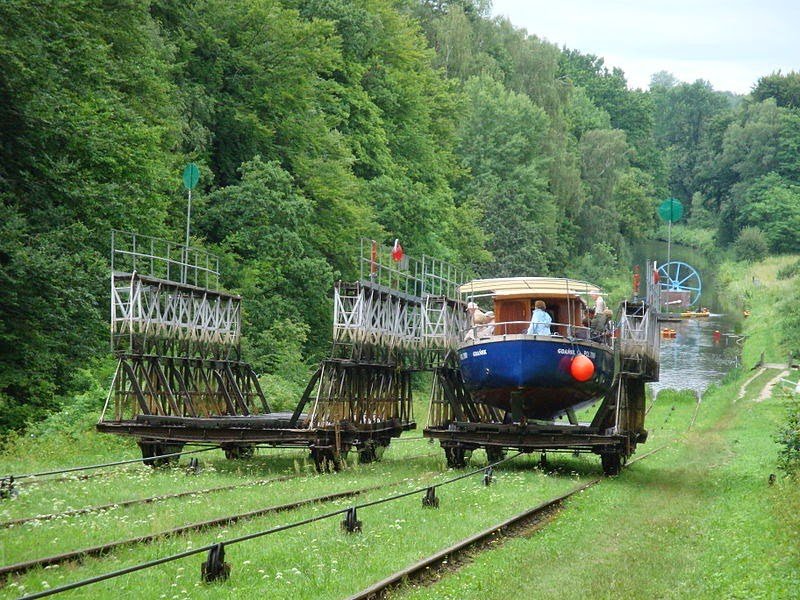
[461,320,615,348]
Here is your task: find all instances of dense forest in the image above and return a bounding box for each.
[3,0,800,430]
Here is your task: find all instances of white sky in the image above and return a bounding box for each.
[490,0,800,94]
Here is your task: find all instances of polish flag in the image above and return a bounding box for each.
[391,239,404,262]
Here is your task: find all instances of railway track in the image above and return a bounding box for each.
[0,474,299,528]
[4,421,681,595]
[348,444,671,600]
[1,452,441,579]
[6,439,677,598]
[2,450,438,529]
[0,483,388,579]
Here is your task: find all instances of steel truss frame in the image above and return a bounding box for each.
[111,272,241,359]
[102,231,268,429]
[104,355,269,421]
[332,281,467,369]
[308,360,414,429]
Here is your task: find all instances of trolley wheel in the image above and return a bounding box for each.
[311,448,346,473]
[444,446,471,469]
[485,446,506,463]
[223,445,255,460]
[139,441,184,468]
[601,451,623,476]
[357,441,386,464]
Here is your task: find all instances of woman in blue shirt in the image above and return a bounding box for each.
[527,300,552,335]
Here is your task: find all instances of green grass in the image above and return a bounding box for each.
[399,370,800,599]
[715,255,798,367]
[0,397,693,599]
[655,224,717,254]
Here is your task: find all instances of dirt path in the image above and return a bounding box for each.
[756,369,790,402]
[737,366,765,401]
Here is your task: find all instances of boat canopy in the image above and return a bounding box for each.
[459,277,603,299]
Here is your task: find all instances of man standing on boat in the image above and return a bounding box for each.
[527,300,552,335]
[591,292,606,314]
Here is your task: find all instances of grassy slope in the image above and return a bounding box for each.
[400,258,800,600]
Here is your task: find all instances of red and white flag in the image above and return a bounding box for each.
[391,238,404,262]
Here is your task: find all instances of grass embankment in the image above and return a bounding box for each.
[0,388,692,598]
[399,257,800,600]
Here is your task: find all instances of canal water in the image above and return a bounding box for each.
[633,240,742,395]
[652,314,741,395]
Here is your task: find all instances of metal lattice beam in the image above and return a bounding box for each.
[307,361,413,429]
[112,273,241,359]
[332,281,467,369]
[105,355,269,422]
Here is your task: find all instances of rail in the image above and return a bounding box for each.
[618,303,660,362]
[357,238,464,299]
[17,453,521,598]
[111,230,220,289]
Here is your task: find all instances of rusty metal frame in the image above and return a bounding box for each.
[104,355,269,422]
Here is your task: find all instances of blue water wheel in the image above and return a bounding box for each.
[658,261,702,307]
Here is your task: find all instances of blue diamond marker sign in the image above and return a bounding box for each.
[182,163,200,190]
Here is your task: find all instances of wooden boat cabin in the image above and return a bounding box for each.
[462,277,605,339]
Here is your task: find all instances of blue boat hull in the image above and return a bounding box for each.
[457,338,616,420]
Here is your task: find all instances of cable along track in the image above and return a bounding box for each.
[348,444,670,600]
[1,451,442,580]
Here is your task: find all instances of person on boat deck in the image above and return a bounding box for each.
[465,302,494,340]
[576,308,594,339]
[478,311,495,338]
[527,300,552,335]
[590,307,609,340]
[591,292,606,314]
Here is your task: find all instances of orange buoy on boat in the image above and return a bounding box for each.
[570,354,595,382]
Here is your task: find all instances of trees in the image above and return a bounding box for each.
[7,0,794,431]
[651,79,731,206]
[455,76,557,276]
[752,71,800,109]
[0,0,181,429]
[735,174,800,253]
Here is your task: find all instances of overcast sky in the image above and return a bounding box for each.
[490,0,800,94]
